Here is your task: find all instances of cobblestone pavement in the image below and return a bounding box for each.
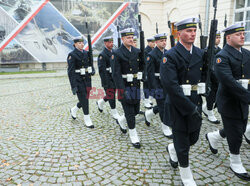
[0,73,249,185]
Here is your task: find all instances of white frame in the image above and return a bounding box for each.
[234,0,250,44]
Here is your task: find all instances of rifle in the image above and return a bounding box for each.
[138,14,145,74]
[117,25,121,48]
[167,20,175,48]
[223,14,227,47]
[198,14,208,49]
[156,22,159,34]
[203,0,218,96]
[85,22,95,74]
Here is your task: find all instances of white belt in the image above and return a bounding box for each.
[106,67,112,73]
[155,73,160,77]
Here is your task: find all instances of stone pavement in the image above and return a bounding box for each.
[0,72,249,185]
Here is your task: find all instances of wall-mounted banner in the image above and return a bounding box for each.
[0,0,139,64]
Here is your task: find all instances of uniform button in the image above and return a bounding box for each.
[200,68,202,71]
[199,80,201,82]
[242,75,245,78]
[186,80,189,83]
[187,68,190,71]
[198,102,200,104]
[131,83,134,86]
[130,68,132,71]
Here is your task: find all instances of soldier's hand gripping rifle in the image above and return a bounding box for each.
[203,0,218,96]
[223,14,227,47]
[199,14,208,49]
[117,25,121,48]
[138,14,145,80]
[168,20,175,48]
[85,22,95,76]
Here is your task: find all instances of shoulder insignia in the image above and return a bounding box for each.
[216,58,222,64]
[163,57,167,64]
[68,55,71,60]
[111,55,114,60]
[147,56,150,61]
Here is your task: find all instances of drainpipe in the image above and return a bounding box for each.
[204,0,210,36]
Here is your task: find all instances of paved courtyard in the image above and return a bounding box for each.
[0,73,249,185]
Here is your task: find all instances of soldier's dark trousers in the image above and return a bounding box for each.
[76,86,91,115]
[103,88,116,109]
[220,116,247,154]
[121,102,140,129]
[156,98,165,122]
[173,129,200,167]
[206,75,218,110]
[143,81,150,99]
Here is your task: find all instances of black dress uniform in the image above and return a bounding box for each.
[203,41,221,124]
[111,28,142,148]
[67,37,95,128]
[145,35,172,138]
[205,23,250,181]
[160,16,203,186]
[143,41,154,101]
[161,41,204,165]
[97,43,118,116]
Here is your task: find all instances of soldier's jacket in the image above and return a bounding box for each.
[144,45,153,58]
[146,46,167,90]
[215,44,250,119]
[160,42,205,132]
[98,48,115,89]
[111,44,141,103]
[67,48,92,93]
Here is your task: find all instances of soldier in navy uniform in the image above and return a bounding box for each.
[143,37,155,108]
[96,36,120,120]
[205,23,250,181]
[144,33,172,138]
[202,31,221,124]
[68,36,95,128]
[160,17,204,185]
[111,28,143,148]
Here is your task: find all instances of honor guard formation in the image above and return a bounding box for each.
[67,6,250,185]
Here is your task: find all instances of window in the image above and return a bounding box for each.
[234,0,250,43]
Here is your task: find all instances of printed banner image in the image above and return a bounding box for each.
[0,1,139,64]
[14,2,84,63]
[0,0,45,22]
[0,40,36,63]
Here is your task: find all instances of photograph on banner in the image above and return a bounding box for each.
[14,2,84,63]
[0,0,46,22]
[51,0,122,37]
[92,2,139,53]
[0,7,18,43]
[0,40,36,64]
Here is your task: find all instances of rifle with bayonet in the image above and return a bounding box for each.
[223,14,227,47]
[117,25,121,48]
[138,14,145,80]
[203,0,218,96]
[168,20,175,48]
[156,22,159,34]
[85,22,95,75]
[199,14,208,49]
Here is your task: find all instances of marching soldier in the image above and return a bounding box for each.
[96,36,120,120]
[205,23,250,181]
[68,36,95,128]
[160,17,204,185]
[202,31,221,124]
[144,33,172,138]
[111,28,143,148]
[143,37,156,108]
